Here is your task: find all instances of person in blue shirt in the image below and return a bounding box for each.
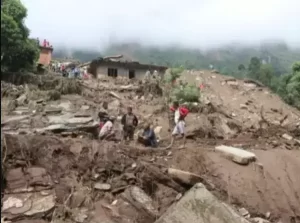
[138,123,158,148]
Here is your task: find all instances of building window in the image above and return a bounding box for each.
[108,68,118,78]
[129,70,135,79]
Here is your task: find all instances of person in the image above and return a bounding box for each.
[138,123,158,148]
[121,106,138,141]
[167,101,189,149]
[98,117,115,140]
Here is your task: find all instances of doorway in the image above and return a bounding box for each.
[129,70,135,79]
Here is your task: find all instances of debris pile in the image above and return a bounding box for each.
[1,70,300,223]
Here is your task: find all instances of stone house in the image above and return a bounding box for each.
[88,55,168,79]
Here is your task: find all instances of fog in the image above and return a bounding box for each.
[22,0,300,50]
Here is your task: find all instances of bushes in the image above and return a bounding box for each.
[172,85,200,103]
[163,67,201,103]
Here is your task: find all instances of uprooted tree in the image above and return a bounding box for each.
[1,0,39,72]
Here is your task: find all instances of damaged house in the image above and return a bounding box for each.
[88,55,168,79]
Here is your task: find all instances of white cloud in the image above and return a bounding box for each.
[21,0,300,50]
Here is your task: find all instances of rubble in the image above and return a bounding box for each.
[2,70,300,223]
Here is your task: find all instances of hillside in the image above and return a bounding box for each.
[104,42,300,76]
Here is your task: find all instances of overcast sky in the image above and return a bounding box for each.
[22,0,300,50]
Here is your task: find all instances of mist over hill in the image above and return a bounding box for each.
[53,41,300,76]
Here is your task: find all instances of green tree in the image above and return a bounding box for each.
[248,57,261,79]
[259,64,275,86]
[274,61,300,109]
[292,61,300,73]
[1,0,39,71]
[238,64,245,71]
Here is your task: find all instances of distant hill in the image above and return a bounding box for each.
[104,42,300,76]
[53,41,300,76]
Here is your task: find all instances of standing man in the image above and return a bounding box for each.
[121,106,138,141]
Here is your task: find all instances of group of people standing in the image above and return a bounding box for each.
[97,100,189,149]
[50,62,89,79]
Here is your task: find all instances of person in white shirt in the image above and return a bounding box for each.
[98,117,115,140]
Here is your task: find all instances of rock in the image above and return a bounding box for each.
[109,91,121,99]
[35,124,71,133]
[167,168,203,185]
[67,117,93,125]
[57,101,73,111]
[175,193,182,200]
[282,133,293,140]
[240,104,248,109]
[94,183,111,191]
[122,173,136,181]
[265,212,271,219]
[2,191,56,218]
[47,114,73,124]
[16,94,27,106]
[251,217,270,223]
[215,145,256,165]
[44,108,62,115]
[80,105,90,110]
[108,99,121,111]
[72,208,88,223]
[1,115,30,127]
[155,183,250,223]
[121,186,159,219]
[5,167,53,192]
[238,207,249,217]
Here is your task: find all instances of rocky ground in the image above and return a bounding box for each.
[1,71,300,223]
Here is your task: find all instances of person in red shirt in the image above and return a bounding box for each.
[167,101,189,149]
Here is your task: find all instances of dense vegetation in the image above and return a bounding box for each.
[1,0,39,72]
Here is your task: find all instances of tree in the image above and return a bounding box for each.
[248,57,261,79]
[1,0,39,72]
[292,61,300,73]
[259,64,275,86]
[238,64,245,71]
[274,61,300,109]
